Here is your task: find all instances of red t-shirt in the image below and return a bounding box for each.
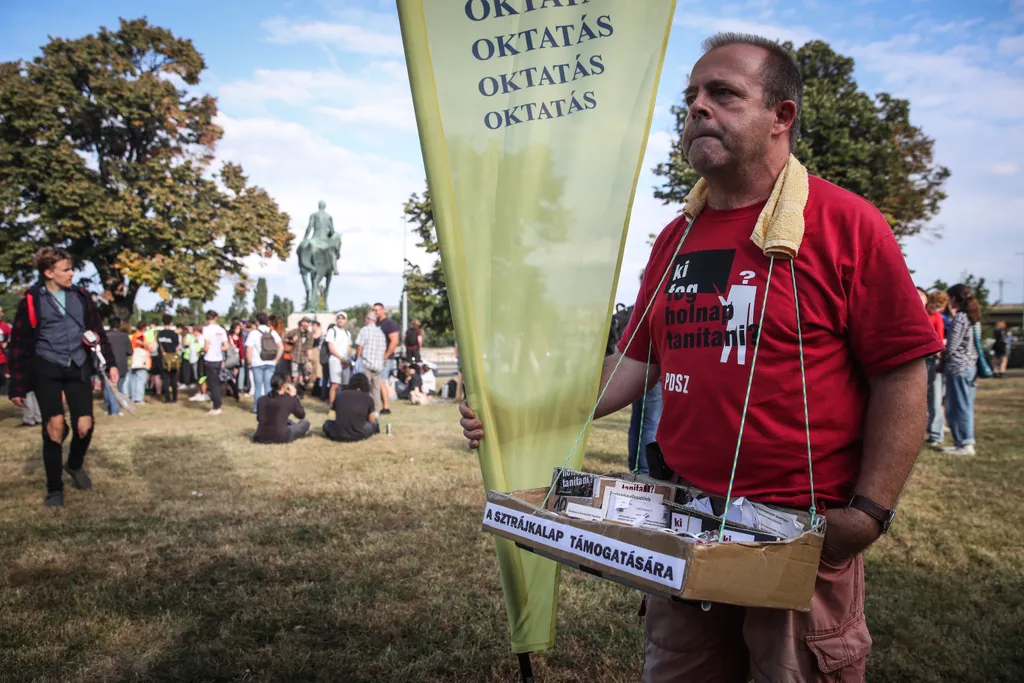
[618,176,943,509]
[928,310,945,343]
[0,321,11,365]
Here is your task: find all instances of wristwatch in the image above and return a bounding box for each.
[847,494,896,534]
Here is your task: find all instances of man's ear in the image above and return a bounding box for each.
[773,100,798,141]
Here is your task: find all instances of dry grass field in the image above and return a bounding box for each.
[1,374,1022,682]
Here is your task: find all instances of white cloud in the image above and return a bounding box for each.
[218,65,414,132]
[989,161,1021,176]
[213,113,426,310]
[261,17,404,55]
[998,34,1024,56]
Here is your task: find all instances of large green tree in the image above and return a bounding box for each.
[252,277,269,314]
[0,18,292,320]
[269,295,294,321]
[403,189,454,340]
[653,40,950,241]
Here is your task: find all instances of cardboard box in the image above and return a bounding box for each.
[482,472,825,611]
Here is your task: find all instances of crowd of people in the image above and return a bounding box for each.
[2,247,457,505]
[919,284,1014,456]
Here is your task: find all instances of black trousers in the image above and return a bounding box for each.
[33,357,94,492]
[162,369,178,402]
[322,420,379,442]
[204,361,223,409]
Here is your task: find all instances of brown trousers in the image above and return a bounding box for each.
[642,554,872,682]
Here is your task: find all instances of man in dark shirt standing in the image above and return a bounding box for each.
[372,303,399,416]
[104,317,132,416]
[156,314,181,403]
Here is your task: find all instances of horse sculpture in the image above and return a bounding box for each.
[298,200,341,312]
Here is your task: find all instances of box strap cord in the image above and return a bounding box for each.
[540,217,697,510]
[541,223,817,534]
[718,258,817,534]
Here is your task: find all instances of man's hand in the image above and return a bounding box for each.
[11,396,25,408]
[821,507,881,563]
[284,383,297,397]
[108,367,120,385]
[459,402,483,449]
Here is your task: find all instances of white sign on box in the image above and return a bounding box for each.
[482,501,685,590]
[606,494,670,530]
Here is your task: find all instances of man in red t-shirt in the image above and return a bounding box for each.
[462,33,941,682]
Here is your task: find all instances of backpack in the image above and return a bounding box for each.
[161,348,182,373]
[224,344,240,369]
[404,327,420,347]
[319,324,337,365]
[131,346,152,370]
[606,303,634,356]
[259,329,279,361]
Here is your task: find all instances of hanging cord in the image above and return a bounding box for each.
[541,218,696,509]
[718,256,776,537]
[633,341,654,475]
[791,262,817,528]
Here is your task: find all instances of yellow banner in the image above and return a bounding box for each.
[398,0,675,652]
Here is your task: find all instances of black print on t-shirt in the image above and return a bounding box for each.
[660,249,760,368]
[663,249,735,297]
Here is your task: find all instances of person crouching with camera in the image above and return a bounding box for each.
[7,247,117,507]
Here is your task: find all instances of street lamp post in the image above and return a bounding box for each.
[1017,252,1024,333]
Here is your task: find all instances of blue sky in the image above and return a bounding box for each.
[3,0,1023,312]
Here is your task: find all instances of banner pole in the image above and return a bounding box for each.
[517,652,534,683]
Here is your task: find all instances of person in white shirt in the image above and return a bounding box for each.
[201,310,229,416]
[420,363,437,395]
[325,311,353,407]
[244,311,283,414]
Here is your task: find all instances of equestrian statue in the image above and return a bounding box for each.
[297,200,342,312]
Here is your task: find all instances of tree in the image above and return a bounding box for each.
[0,18,293,320]
[252,277,269,314]
[269,295,294,321]
[652,40,950,242]
[403,188,455,342]
[227,279,250,320]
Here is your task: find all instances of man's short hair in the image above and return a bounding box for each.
[347,372,370,393]
[205,310,218,321]
[163,314,173,326]
[33,247,73,279]
[256,312,269,325]
[373,302,385,309]
[701,32,803,150]
[108,316,121,330]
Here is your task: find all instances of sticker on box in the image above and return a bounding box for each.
[482,501,685,589]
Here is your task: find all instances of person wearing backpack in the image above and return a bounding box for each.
[156,314,182,403]
[324,311,353,407]
[404,319,423,363]
[244,312,282,413]
[6,247,117,506]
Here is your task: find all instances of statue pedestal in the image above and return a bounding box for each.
[287,312,338,331]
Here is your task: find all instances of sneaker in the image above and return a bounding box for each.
[45,491,64,507]
[64,466,92,490]
[925,440,944,450]
[381,408,392,415]
[942,445,976,456]
[206,409,222,416]
[189,394,204,402]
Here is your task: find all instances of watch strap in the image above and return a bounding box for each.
[848,494,893,532]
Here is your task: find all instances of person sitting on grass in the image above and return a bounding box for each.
[323,372,380,442]
[253,375,310,444]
